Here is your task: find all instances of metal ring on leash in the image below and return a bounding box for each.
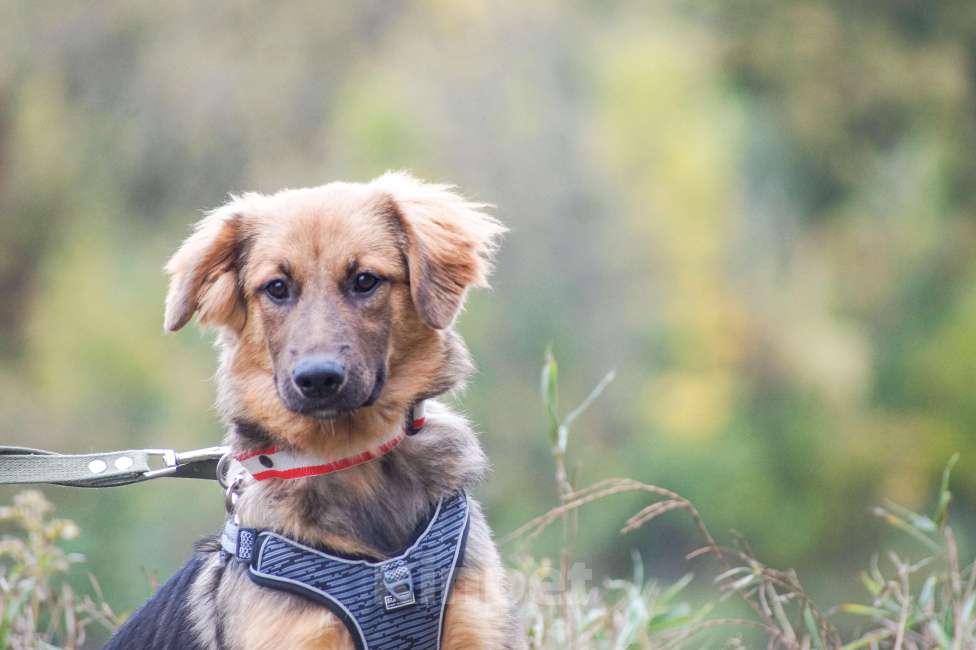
[225,473,244,515]
[216,450,234,488]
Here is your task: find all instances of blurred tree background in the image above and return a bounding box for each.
[3,0,976,638]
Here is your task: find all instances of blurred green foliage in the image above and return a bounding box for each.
[3,0,976,639]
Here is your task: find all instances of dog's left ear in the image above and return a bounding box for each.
[377,172,506,329]
[164,201,248,332]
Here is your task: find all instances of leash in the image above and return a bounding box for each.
[0,445,228,488]
[0,402,427,489]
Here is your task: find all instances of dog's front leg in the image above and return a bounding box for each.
[235,604,354,650]
[214,570,355,650]
[442,567,521,650]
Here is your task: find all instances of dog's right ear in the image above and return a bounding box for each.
[164,202,247,332]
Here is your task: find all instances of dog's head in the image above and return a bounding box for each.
[163,172,504,451]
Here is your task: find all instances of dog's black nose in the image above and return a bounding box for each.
[292,358,346,399]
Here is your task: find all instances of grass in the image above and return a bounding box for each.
[0,351,973,648]
[505,351,976,649]
[0,491,121,649]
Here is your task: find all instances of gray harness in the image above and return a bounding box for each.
[221,491,470,650]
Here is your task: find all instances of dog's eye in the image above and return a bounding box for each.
[264,279,290,301]
[352,272,380,294]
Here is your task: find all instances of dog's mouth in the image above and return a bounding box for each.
[362,366,386,408]
[304,407,341,420]
[292,400,358,422]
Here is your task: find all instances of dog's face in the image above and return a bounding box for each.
[243,199,403,419]
[163,173,503,449]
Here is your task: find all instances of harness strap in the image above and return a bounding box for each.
[0,446,227,488]
[224,491,470,650]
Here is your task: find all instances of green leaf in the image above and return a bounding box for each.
[859,570,883,596]
[562,370,616,430]
[629,549,645,587]
[804,606,825,650]
[883,499,936,532]
[935,453,959,529]
[961,593,976,628]
[838,603,889,618]
[541,346,559,444]
[714,566,751,583]
[766,583,796,642]
[647,603,713,632]
[839,630,895,650]
[926,619,952,647]
[659,573,694,603]
[873,507,941,553]
[918,576,937,608]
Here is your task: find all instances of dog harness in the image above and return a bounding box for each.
[221,490,469,650]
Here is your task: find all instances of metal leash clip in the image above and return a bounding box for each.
[224,473,245,515]
[143,446,229,480]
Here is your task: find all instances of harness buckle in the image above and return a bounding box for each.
[380,560,416,611]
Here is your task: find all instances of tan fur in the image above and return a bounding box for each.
[164,205,246,332]
[374,171,502,329]
[162,173,518,649]
[442,570,513,650]
[227,594,353,649]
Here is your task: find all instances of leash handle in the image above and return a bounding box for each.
[0,445,228,488]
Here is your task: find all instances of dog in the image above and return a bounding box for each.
[105,172,517,649]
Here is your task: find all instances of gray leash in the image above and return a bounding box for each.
[0,445,230,488]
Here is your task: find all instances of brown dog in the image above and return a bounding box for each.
[106,173,518,649]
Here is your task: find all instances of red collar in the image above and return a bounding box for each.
[235,401,426,481]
